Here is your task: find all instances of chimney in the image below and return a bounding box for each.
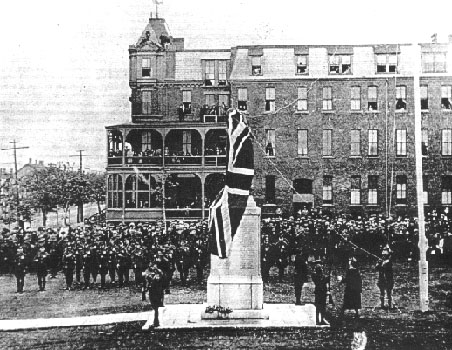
[449,34,452,44]
[29,158,32,164]
[35,160,37,164]
[39,160,44,166]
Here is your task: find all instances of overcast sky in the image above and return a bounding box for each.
[1,0,451,172]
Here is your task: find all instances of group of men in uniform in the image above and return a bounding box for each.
[0,220,210,294]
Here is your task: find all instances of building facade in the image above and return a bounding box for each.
[105,15,452,223]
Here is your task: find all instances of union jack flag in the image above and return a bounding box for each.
[208,109,254,258]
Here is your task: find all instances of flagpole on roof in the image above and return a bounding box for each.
[412,40,429,312]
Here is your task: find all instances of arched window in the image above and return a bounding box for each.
[125,175,137,208]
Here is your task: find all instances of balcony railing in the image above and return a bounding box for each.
[107,155,225,167]
[164,155,202,165]
[125,156,163,165]
[205,155,227,166]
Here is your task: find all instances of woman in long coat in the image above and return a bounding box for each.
[341,259,362,318]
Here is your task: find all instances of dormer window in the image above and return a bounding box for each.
[252,56,262,75]
[329,55,352,74]
[219,61,227,86]
[142,58,151,77]
[204,60,215,86]
[296,55,308,74]
[376,54,397,73]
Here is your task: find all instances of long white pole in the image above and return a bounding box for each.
[412,42,429,312]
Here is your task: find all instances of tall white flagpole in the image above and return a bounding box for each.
[412,41,429,312]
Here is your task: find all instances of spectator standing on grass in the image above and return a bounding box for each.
[311,260,329,325]
[143,261,165,328]
[14,246,26,293]
[293,248,309,305]
[34,246,49,291]
[62,250,75,290]
[340,257,362,318]
[376,247,394,309]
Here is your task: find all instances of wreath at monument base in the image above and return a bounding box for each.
[205,305,233,318]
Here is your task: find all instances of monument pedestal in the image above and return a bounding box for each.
[203,196,268,320]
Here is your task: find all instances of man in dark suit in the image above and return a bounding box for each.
[293,248,309,305]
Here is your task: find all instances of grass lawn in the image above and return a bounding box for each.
[1,261,451,349]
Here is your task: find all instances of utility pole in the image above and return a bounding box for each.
[412,42,428,312]
[1,140,29,228]
[69,150,91,224]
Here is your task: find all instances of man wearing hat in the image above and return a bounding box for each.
[293,248,309,305]
[14,246,27,293]
[62,249,76,290]
[376,247,394,309]
[34,246,49,291]
[143,261,165,328]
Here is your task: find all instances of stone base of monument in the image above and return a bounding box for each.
[201,304,269,320]
[142,303,319,330]
[205,275,265,315]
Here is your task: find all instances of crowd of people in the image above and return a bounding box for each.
[0,221,210,294]
[1,207,452,325]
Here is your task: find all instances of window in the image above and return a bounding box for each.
[368,129,378,156]
[376,54,397,73]
[219,95,229,110]
[265,87,275,112]
[294,179,313,194]
[238,88,248,111]
[183,131,192,154]
[422,129,428,156]
[350,129,361,156]
[422,52,447,73]
[125,175,137,208]
[266,129,275,156]
[297,87,308,111]
[421,85,428,110]
[323,176,333,204]
[182,90,192,114]
[351,176,361,205]
[205,94,215,108]
[441,86,452,109]
[265,175,276,204]
[442,176,452,204]
[142,90,152,115]
[142,58,151,77]
[322,87,333,110]
[107,174,123,209]
[218,61,227,85]
[396,175,407,205]
[423,175,429,204]
[368,86,378,110]
[396,86,407,110]
[351,86,361,110]
[137,174,151,208]
[323,129,332,156]
[204,60,215,85]
[142,131,152,152]
[329,55,352,74]
[296,55,308,74]
[442,129,452,155]
[297,129,308,156]
[368,175,378,205]
[396,129,407,156]
[252,56,262,75]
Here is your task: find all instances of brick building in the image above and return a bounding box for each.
[105,15,452,223]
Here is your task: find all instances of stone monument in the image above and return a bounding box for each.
[202,195,268,319]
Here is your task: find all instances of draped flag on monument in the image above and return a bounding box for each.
[208,109,254,258]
